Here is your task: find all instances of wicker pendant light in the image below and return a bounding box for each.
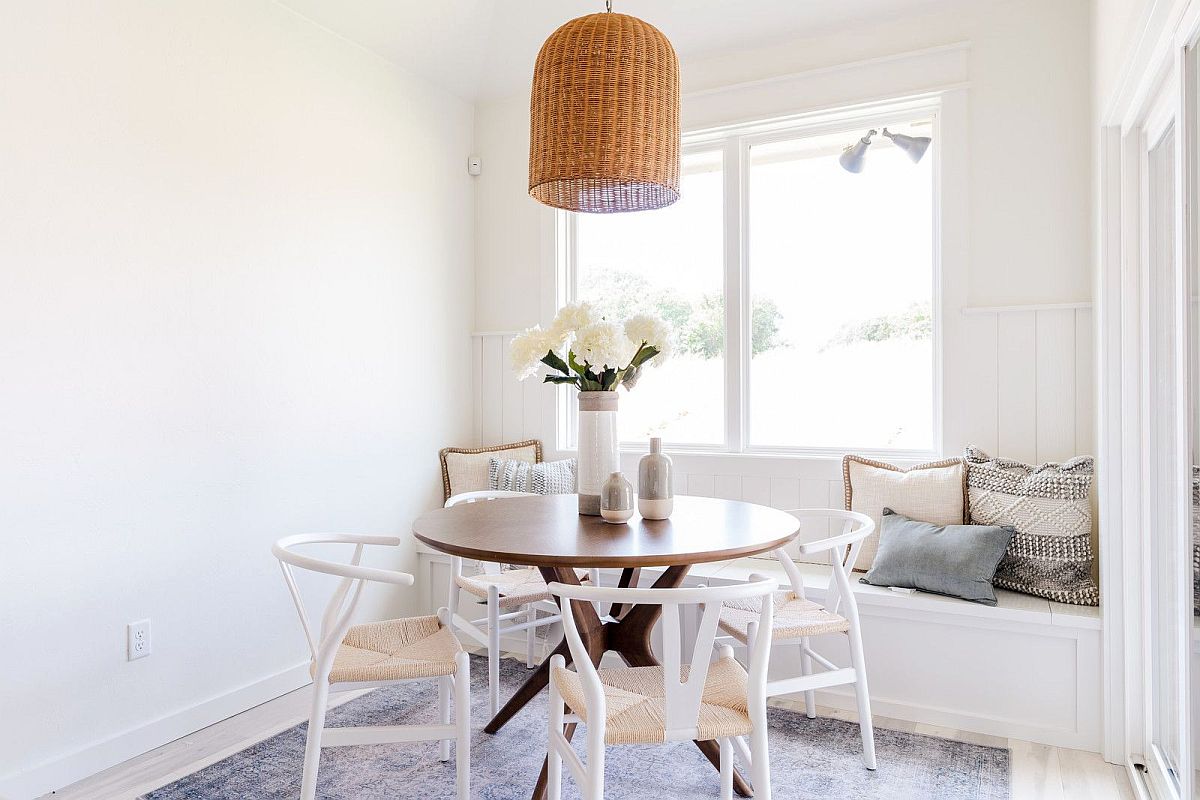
[528,2,680,214]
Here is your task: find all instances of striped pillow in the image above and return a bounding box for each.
[489,457,577,495]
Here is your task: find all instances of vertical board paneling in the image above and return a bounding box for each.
[827,480,845,510]
[687,474,716,497]
[521,369,542,444]
[471,336,484,445]
[996,311,1038,463]
[798,478,831,538]
[769,478,800,509]
[714,474,741,500]
[481,335,504,445]
[500,334,523,443]
[741,475,771,505]
[1075,308,1095,455]
[1034,309,1077,462]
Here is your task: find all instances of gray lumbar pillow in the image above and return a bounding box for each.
[861,508,1015,606]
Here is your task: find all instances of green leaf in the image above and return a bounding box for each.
[540,349,570,375]
[567,350,590,379]
[600,367,617,390]
[543,375,579,385]
[628,344,661,369]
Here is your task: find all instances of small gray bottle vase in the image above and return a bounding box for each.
[637,437,674,520]
[600,471,635,524]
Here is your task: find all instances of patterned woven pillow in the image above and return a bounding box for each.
[489,457,577,495]
[964,445,1098,606]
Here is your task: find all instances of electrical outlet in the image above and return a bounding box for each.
[127,619,151,661]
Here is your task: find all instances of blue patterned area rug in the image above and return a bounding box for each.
[141,655,1009,799]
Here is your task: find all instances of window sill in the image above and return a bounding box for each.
[551,444,942,467]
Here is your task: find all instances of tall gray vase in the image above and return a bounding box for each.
[637,437,674,519]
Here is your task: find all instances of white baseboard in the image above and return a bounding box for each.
[0,662,312,800]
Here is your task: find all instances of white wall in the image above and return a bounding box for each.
[475,0,1094,334]
[1092,0,1158,122]
[0,1,474,795]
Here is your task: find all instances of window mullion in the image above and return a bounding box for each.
[723,137,748,453]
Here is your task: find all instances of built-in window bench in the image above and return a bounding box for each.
[415,546,1102,753]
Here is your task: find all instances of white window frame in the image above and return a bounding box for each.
[555,94,945,460]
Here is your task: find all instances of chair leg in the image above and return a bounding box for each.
[454,651,471,800]
[584,721,605,800]
[526,604,537,668]
[547,655,565,800]
[438,675,451,761]
[847,626,877,770]
[749,722,772,800]
[299,675,330,800]
[799,636,817,718]
[719,738,734,800]
[745,620,758,671]
[487,584,501,717]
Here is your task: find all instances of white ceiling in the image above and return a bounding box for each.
[278,0,982,100]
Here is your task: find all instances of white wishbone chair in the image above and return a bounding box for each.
[717,508,878,770]
[445,490,598,716]
[274,534,470,800]
[546,578,778,800]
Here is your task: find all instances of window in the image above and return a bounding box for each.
[562,104,939,455]
[572,150,726,446]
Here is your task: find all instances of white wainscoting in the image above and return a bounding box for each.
[471,303,1095,478]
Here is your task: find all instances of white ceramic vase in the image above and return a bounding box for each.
[577,391,619,515]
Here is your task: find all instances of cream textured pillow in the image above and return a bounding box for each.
[440,441,541,502]
[843,455,967,571]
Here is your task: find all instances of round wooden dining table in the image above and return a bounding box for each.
[412,493,800,800]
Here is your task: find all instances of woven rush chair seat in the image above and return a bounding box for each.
[717,591,850,644]
[320,615,462,684]
[552,658,753,745]
[454,566,589,610]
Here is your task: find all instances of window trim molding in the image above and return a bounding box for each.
[553,91,949,459]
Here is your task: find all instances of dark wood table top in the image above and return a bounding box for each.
[411,493,800,568]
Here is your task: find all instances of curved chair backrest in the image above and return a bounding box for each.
[549,579,778,743]
[444,490,537,508]
[273,534,415,673]
[777,509,874,617]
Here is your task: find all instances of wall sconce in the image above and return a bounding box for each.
[839,127,932,173]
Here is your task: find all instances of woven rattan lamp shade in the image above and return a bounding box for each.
[528,11,680,214]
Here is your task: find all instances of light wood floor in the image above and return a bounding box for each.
[45,659,1136,800]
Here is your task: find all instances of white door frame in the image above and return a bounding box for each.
[1097,1,1199,795]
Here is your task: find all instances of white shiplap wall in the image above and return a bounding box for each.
[471,304,1095,505]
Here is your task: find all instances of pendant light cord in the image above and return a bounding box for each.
[605,0,612,11]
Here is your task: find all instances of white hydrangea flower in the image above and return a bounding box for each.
[573,320,634,370]
[549,302,596,344]
[509,325,557,381]
[624,313,673,364]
